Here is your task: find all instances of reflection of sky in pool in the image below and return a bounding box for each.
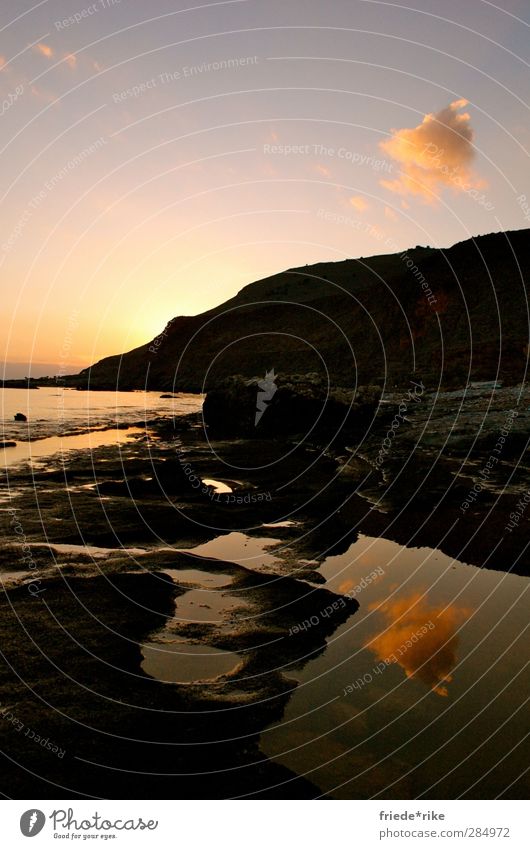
[142,641,240,684]
[261,534,529,799]
[187,532,281,569]
[1,427,144,468]
[141,567,242,684]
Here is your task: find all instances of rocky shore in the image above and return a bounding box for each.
[1,374,529,798]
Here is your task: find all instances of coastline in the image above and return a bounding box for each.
[1,383,529,797]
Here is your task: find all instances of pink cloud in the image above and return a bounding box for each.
[34,43,54,59]
[379,99,484,203]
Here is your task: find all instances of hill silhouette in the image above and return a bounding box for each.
[73,228,529,392]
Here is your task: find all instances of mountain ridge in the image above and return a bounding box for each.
[72,228,530,392]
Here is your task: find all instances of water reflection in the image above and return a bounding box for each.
[0,427,145,468]
[261,534,529,798]
[367,592,471,696]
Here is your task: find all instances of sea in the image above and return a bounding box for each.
[0,386,203,466]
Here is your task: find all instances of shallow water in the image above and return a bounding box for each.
[202,478,233,494]
[171,587,242,624]
[260,534,529,799]
[0,426,145,468]
[141,566,243,683]
[163,568,233,588]
[141,641,240,684]
[188,532,281,569]
[1,387,203,441]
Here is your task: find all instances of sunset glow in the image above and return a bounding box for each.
[1,0,528,378]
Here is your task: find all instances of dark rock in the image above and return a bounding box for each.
[203,374,380,438]
[0,441,16,448]
[14,413,27,422]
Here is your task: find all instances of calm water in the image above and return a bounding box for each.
[142,566,241,684]
[0,387,203,443]
[0,427,146,468]
[260,534,529,799]
[142,642,240,684]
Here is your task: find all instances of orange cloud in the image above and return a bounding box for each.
[315,163,331,177]
[367,592,471,696]
[0,56,6,70]
[349,195,368,212]
[31,85,58,105]
[64,53,77,69]
[35,43,54,59]
[379,99,484,203]
[384,206,397,220]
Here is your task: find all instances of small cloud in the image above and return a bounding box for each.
[31,85,57,105]
[401,199,410,210]
[64,53,77,69]
[379,99,484,203]
[349,195,368,212]
[384,206,397,220]
[315,163,331,177]
[0,56,6,70]
[93,61,103,72]
[34,43,54,59]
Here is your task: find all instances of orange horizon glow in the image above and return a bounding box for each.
[1,2,527,373]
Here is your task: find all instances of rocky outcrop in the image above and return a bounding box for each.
[202,373,380,438]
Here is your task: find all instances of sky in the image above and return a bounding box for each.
[0,0,529,377]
